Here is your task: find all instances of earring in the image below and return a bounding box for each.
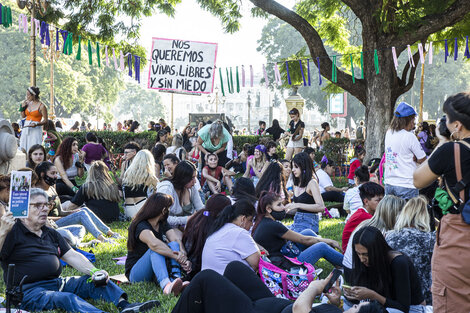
[450,130,459,141]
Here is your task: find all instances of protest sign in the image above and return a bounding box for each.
[8,171,32,218]
[148,38,218,94]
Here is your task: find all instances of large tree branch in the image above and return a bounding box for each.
[387,0,470,47]
[393,50,420,99]
[250,0,366,103]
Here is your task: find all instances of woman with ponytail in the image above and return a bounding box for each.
[182,194,232,277]
[201,199,260,274]
[253,192,343,267]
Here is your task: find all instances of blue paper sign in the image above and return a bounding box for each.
[9,171,32,218]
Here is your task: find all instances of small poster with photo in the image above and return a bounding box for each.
[8,171,32,218]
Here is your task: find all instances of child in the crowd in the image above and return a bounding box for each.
[202,153,235,195]
[44,120,62,158]
[347,146,366,185]
[344,165,370,219]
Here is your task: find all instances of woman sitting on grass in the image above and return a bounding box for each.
[26,144,47,170]
[285,152,325,234]
[201,199,260,275]
[345,226,426,313]
[243,145,269,186]
[62,161,121,223]
[253,192,343,268]
[122,150,159,219]
[386,196,435,305]
[157,161,203,227]
[255,160,289,202]
[35,161,122,244]
[182,194,232,277]
[126,193,191,296]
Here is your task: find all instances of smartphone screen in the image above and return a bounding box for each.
[323,268,342,293]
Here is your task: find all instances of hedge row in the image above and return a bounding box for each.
[60,131,274,154]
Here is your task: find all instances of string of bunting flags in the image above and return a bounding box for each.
[214,35,470,96]
[0,2,142,82]
[2,1,470,94]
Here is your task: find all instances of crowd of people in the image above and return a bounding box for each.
[1,87,470,313]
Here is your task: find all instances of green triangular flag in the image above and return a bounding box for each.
[96,43,100,67]
[88,40,92,65]
[6,7,12,28]
[219,68,225,96]
[68,33,73,55]
[76,36,81,60]
[1,7,6,27]
[236,66,240,93]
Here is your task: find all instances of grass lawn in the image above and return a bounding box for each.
[0,218,345,313]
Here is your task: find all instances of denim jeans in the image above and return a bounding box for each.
[384,184,419,200]
[296,229,344,267]
[291,211,319,234]
[21,275,125,313]
[56,225,86,247]
[56,207,110,239]
[129,241,181,289]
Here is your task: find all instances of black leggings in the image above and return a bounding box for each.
[172,261,293,313]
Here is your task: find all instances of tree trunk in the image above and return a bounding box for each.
[363,49,398,162]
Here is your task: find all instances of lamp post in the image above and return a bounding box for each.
[16,0,48,87]
[207,86,226,113]
[41,27,60,119]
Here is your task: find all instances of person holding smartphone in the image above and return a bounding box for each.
[344,226,426,313]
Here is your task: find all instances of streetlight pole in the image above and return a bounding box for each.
[16,0,48,86]
[208,87,225,113]
[42,27,60,119]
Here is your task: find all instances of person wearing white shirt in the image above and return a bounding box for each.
[316,160,348,203]
[384,102,426,199]
[344,165,370,220]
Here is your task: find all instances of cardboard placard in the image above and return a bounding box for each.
[8,171,32,218]
[148,38,218,94]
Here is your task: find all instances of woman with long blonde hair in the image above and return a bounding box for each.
[63,161,121,222]
[122,150,159,218]
[386,196,434,304]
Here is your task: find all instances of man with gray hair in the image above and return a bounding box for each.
[0,188,159,313]
[196,120,230,168]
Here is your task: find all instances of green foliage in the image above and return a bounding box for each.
[60,132,274,155]
[61,131,158,153]
[0,24,125,122]
[320,137,350,166]
[232,135,273,151]
[115,84,165,123]
[256,18,365,122]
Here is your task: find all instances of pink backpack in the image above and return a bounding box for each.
[258,255,320,300]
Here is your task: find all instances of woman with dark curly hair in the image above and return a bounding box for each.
[54,137,85,198]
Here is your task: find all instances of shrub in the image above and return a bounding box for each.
[318,137,350,166]
[62,131,272,155]
[231,135,273,151]
[61,131,157,153]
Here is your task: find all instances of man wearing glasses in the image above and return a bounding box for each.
[0,188,159,313]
